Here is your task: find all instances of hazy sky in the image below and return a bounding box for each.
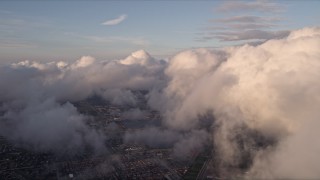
[0,0,319,62]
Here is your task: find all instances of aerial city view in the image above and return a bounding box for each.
[0,0,319,179]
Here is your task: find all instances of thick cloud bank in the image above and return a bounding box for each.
[151,27,320,178]
[0,49,166,154]
[0,27,319,178]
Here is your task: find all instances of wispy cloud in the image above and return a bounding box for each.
[0,13,51,49]
[212,15,280,24]
[84,35,148,46]
[0,38,37,48]
[205,15,280,31]
[86,36,149,46]
[101,14,127,26]
[196,0,287,43]
[65,32,149,46]
[196,29,289,42]
[217,0,283,13]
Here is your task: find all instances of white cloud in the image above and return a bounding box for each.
[153,27,320,178]
[71,56,95,68]
[0,50,166,154]
[1,26,320,178]
[120,50,157,66]
[101,14,127,26]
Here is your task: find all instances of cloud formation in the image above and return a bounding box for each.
[0,50,166,154]
[84,35,148,46]
[214,29,289,41]
[152,26,320,178]
[124,127,211,158]
[1,25,320,179]
[197,0,287,43]
[101,14,127,26]
[1,99,105,153]
[217,0,283,13]
[213,15,279,24]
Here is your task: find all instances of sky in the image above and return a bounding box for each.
[0,0,319,62]
[1,1,320,178]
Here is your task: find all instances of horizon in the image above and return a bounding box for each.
[1,1,320,179]
[0,0,319,63]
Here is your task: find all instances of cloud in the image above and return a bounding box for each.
[197,1,287,43]
[124,127,211,158]
[124,127,181,148]
[150,27,320,178]
[198,15,286,42]
[121,108,149,120]
[0,49,166,154]
[0,38,37,48]
[227,23,275,30]
[65,32,149,46]
[1,26,320,178]
[212,15,280,24]
[101,14,127,26]
[206,15,280,31]
[1,99,105,153]
[71,55,95,68]
[217,0,283,13]
[213,29,290,41]
[120,50,157,65]
[84,35,148,46]
[0,15,52,49]
[195,30,289,42]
